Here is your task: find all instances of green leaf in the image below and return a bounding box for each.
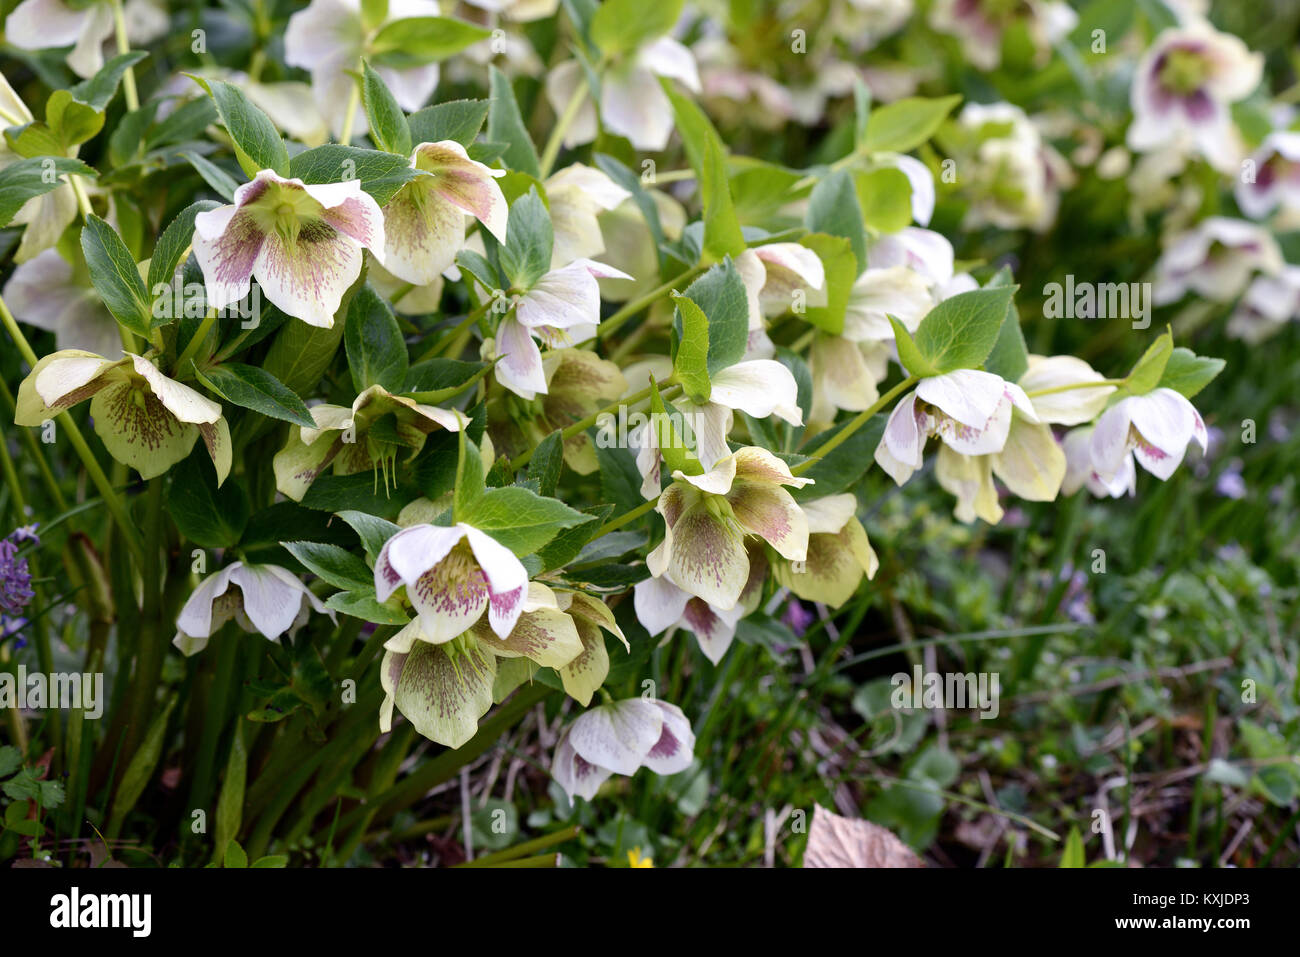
[853,167,913,234]
[799,233,855,335]
[913,286,1017,374]
[407,99,489,147]
[0,156,95,227]
[181,150,238,202]
[1059,828,1085,867]
[166,449,250,548]
[1155,347,1223,399]
[326,591,409,625]
[862,94,962,154]
[345,284,409,392]
[213,723,246,866]
[1121,328,1174,396]
[454,429,486,519]
[671,293,711,401]
[591,0,684,54]
[528,431,565,497]
[81,214,152,338]
[663,83,745,261]
[983,270,1029,383]
[336,510,402,560]
[194,363,316,428]
[46,90,104,148]
[806,170,866,267]
[189,76,290,178]
[68,50,148,111]
[147,200,220,305]
[648,378,703,476]
[282,541,373,591]
[224,839,249,869]
[108,696,177,832]
[288,144,421,205]
[454,248,501,291]
[361,60,412,156]
[0,745,20,778]
[488,66,540,178]
[889,315,938,379]
[681,259,750,375]
[369,17,493,67]
[500,188,553,288]
[458,485,591,555]
[404,357,492,395]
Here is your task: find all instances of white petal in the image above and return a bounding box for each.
[633,575,691,637]
[569,699,663,775]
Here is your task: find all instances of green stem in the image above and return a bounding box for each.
[175,308,220,375]
[414,301,492,364]
[110,0,140,111]
[590,265,708,345]
[792,375,917,476]
[340,76,361,144]
[538,76,589,179]
[1025,378,1125,399]
[592,498,657,539]
[123,480,164,758]
[507,382,676,471]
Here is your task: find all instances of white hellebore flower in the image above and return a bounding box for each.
[551,697,695,803]
[771,494,879,608]
[2,249,121,358]
[1089,388,1208,487]
[545,37,700,152]
[380,141,508,286]
[1127,21,1263,172]
[493,258,633,399]
[734,243,826,359]
[1152,216,1283,305]
[874,369,1037,487]
[1061,426,1135,499]
[193,170,386,328]
[634,546,765,664]
[648,446,813,609]
[173,562,334,656]
[544,163,632,268]
[1228,266,1300,343]
[1235,131,1300,220]
[374,522,528,645]
[5,0,167,79]
[285,0,442,139]
[15,350,231,482]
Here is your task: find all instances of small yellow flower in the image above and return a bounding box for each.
[627,848,654,868]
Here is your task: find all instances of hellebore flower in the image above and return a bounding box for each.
[771,494,878,608]
[874,369,1037,487]
[285,0,443,139]
[929,0,1076,71]
[545,163,632,267]
[733,243,828,357]
[273,385,467,501]
[1152,217,1283,305]
[492,258,632,400]
[193,169,386,329]
[380,635,497,748]
[1228,266,1300,343]
[1089,388,1208,486]
[1127,21,1263,172]
[15,350,231,482]
[374,522,528,645]
[674,358,807,472]
[1061,426,1135,498]
[5,0,167,79]
[173,562,334,656]
[545,37,701,152]
[648,446,813,609]
[1236,131,1300,220]
[489,348,627,476]
[551,697,695,803]
[634,544,764,663]
[3,249,121,358]
[550,590,630,706]
[379,141,508,286]
[934,356,1114,524]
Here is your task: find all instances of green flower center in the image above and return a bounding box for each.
[1160,48,1209,95]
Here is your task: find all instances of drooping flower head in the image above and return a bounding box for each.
[2,249,120,358]
[193,169,386,328]
[1236,132,1300,220]
[374,522,528,645]
[5,0,167,79]
[771,494,878,607]
[15,350,231,483]
[551,697,695,803]
[1152,217,1283,305]
[1089,387,1208,486]
[173,562,334,656]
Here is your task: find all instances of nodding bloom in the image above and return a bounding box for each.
[285,0,443,140]
[272,385,467,501]
[771,494,878,607]
[1061,426,1135,498]
[874,369,1037,487]
[1152,217,1283,305]
[5,0,167,79]
[648,447,813,610]
[544,164,632,268]
[551,697,695,803]
[1127,21,1263,172]
[1228,266,1300,343]
[173,562,334,656]
[934,356,1114,524]
[634,543,765,663]
[1236,132,1300,220]
[379,141,508,287]
[545,37,701,152]
[374,523,528,645]
[929,0,1077,71]
[193,169,386,329]
[380,634,498,748]
[3,249,121,359]
[734,243,827,359]
[492,258,633,400]
[1089,388,1208,487]
[15,350,231,483]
